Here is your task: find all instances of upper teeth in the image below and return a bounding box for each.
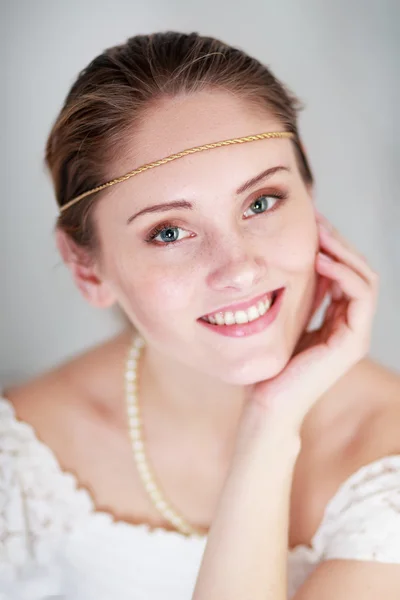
[204,295,274,326]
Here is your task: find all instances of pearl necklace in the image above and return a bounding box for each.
[125,333,206,538]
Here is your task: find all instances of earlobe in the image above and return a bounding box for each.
[55,228,117,309]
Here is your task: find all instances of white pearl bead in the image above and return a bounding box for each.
[129,428,141,441]
[125,335,194,536]
[146,481,156,493]
[127,405,139,418]
[140,468,151,481]
[149,488,161,501]
[156,499,168,511]
[128,418,140,431]
[137,466,148,480]
[134,449,145,462]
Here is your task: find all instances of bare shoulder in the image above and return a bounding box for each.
[326,356,400,500]
[358,358,400,457]
[291,357,400,548]
[3,328,133,435]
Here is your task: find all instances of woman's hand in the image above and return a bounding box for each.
[194,211,380,600]
[247,209,380,435]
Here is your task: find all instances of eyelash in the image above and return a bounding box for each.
[144,191,289,247]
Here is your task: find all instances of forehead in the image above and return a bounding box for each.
[108,90,296,203]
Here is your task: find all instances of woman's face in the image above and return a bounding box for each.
[93,90,319,385]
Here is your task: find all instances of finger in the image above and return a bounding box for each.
[312,283,345,340]
[317,253,369,299]
[314,208,377,284]
[324,297,347,339]
[316,254,378,333]
[315,211,369,264]
[317,221,376,284]
[331,281,343,301]
[309,274,331,316]
[316,216,380,313]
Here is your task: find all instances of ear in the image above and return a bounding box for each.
[55,228,117,309]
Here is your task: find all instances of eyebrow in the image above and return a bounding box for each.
[126,165,290,224]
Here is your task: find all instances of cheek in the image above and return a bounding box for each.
[146,269,195,312]
[271,219,319,332]
[112,258,197,326]
[270,218,318,276]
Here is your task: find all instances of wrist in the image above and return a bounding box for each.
[235,400,302,463]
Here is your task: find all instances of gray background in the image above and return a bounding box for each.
[1,0,399,386]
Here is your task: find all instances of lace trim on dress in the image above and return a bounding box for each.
[0,396,206,550]
[1,394,400,563]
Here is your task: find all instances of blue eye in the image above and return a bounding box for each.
[146,223,192,245]
[156,227,179,243]
[145,191,288,246]
[244,193,283,217]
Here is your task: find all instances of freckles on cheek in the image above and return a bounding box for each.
[136,268,197,316]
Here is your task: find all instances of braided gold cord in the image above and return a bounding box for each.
[59,131,295,213]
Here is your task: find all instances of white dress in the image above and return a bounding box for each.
[0,394,399,600]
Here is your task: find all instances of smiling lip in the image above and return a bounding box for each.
[198,287,285,338]
[201,288,278,319]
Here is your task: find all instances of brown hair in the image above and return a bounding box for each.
[44,31,313,251]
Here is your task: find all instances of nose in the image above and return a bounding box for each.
[206,238,267,292]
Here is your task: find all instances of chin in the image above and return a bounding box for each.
[216,343,293,386]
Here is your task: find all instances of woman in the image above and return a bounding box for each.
[1,31,399,599]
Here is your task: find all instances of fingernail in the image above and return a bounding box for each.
[315,211,332,228]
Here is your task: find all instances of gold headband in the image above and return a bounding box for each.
[59,131,295,213]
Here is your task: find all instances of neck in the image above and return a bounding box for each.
[136,339,374,456]
[140,342,248,448]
